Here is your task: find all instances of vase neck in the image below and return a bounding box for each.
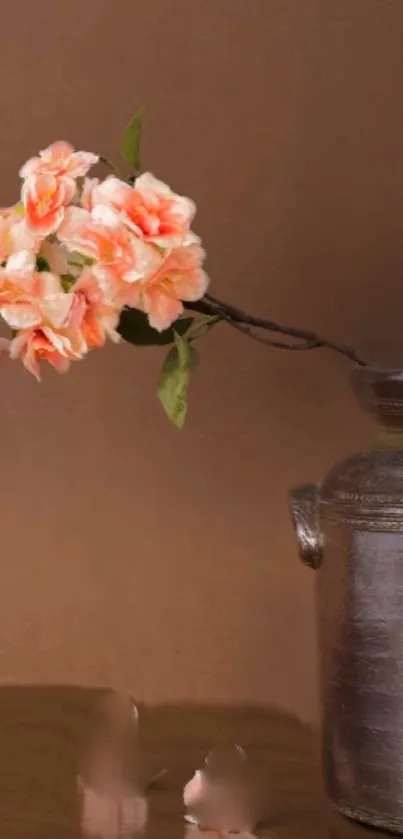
[377,421,403,450]
[352,367,403,445]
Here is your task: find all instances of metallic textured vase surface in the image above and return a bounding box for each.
[290,367,403,834]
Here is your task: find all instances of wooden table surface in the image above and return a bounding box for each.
[0,685,391,839]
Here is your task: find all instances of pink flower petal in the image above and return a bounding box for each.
[19,156,41,180]
[1,303,41,330]
[67,151,99,178]
[175,267,209,302]
[144,290,183,332]
[81,177,100,211]
[43,141,75,162]
[6,250,36,279]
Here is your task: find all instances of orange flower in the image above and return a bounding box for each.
[20,141,98,181]
[67,268,121,349]
[22,173,75,236]
[58,205,156,284]
[9,325,85,380]
[91,173,196,247]
[0,207,38,262]
[123,239,209,331]
[0,251,74,331]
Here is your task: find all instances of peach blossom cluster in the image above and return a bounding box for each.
[0,142,208,379]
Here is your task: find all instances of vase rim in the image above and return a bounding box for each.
[352,365,403,378]
[352,366,403,420]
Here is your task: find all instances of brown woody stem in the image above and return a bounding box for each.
[186,294,369,367]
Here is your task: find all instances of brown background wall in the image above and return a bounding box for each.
[0,0,401,725]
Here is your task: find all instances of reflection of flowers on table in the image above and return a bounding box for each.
[184,746,255,834]
[79,778,148,839]
[78,692,147,839]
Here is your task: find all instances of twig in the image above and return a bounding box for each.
[99,156,120,176]
[118,168,368,367]
[225,319,320,351]
[186,295,369,367]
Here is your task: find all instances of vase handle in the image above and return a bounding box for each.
[289,483,322,570]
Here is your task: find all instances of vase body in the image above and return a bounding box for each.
[290,367,403,833]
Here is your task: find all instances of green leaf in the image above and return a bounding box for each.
[118,307,194,346]
[121,107,145,171]
[36,256,50,272]
[186,314,220,341]
[60,274,76,291]
[158,333,198,428]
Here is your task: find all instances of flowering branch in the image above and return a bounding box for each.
[186,295,369,367]
[0,108,370,429]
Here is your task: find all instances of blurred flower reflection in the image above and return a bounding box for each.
[79,783,147,839]
[184,746,255,834]
[185,826,256,839]
[78,691,147,839]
